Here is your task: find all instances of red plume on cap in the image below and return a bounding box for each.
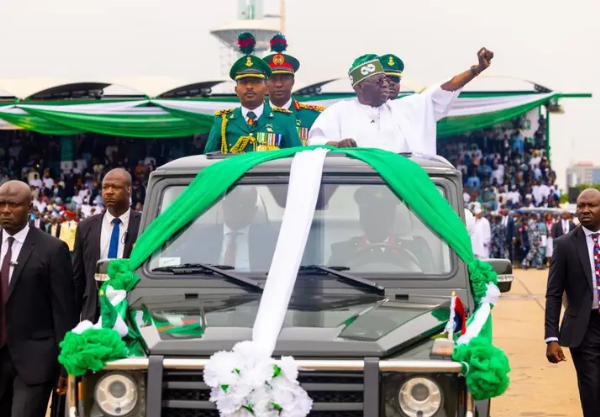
[270,33,288,53]
[237,32,256,55]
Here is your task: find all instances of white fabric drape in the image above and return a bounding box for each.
[252,148,330,354]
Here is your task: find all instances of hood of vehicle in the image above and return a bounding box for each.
[130,292,451,357]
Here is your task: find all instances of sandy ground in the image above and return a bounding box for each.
[492,268,581,417]
[47,268,582,417]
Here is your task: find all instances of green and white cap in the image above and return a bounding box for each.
[348,54,385,88]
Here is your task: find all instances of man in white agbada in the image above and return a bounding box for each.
[308,48,494,155]
[471,205,492,259]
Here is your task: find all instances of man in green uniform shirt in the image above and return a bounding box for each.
[263,34,323,146]
[204,32,302,154]
[379,54,404,99]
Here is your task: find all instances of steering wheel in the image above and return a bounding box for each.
[349,242,421,271]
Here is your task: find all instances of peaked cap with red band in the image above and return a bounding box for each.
[263,33,300,75]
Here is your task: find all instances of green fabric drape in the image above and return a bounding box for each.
[0,94,554,138]
[0,111,82,135]
[21,106,213,138]
[59,146,510,400]
[437,96,551,138]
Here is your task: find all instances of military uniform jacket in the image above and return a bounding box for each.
[286,99,324,145]
[204,103,302,154]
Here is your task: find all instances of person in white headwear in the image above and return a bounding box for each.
[465,208,475,237]
[471,205,491,258]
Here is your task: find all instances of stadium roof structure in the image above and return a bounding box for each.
[0,76,591,160]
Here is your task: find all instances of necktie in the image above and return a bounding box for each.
[563,221,568,234]
[247,111,257,127]
[223,232,238,266]
[592,233,600,305]
[108,218,122,259]
[1,237,15,347]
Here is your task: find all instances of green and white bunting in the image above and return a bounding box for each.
[0,92,557,138]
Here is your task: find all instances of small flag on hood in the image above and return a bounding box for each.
[446,292,467,339]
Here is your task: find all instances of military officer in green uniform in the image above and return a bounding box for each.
[204,32,302,154]
[263,34,323,146]
[379,54,405,100]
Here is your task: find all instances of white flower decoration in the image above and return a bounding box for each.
[204,341,313,417]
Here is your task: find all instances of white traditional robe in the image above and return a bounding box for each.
[471,217,491,259]
[308,82,461,155]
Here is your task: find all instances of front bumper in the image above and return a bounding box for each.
[70,357,471,417]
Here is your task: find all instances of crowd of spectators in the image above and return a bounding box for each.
[0,115,560,263]
[0,130,207,232]
[439,114,562,213]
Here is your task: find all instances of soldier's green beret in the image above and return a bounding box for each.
[229,32,272,81]
[263,33,300,75]
[379,54,404,78]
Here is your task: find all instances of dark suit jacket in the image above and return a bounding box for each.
[47,222,61,238]
[168,224,278,271]
[73,211,141,322]
[545,226,592,347]
[0,227,78,385]
[551,220,576,239]
[505,218,515,245]
[29,218,47,232]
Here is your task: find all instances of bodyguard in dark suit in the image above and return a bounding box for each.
[73,169,141,322]
[545,189,600,417]
[28,211,47,232]
[551,210,576,239]
[0,180,78,417]
[501,209,515,263]
[48,218,61,239]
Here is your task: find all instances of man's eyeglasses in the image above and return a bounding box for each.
[363,75,388,87]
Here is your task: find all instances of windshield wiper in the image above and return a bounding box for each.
[298,265,385,295]
[152,263,263,292]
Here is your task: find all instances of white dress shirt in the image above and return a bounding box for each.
[100,209,131,259]
[241,104,264,123]
[1,225,30,284]
[219,224,250,271]
[561,220,571,235]
[546,226,600,343]
[582,227,600,310]
[308,82,461,155]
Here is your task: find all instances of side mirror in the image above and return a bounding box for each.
[95,258,112,290]
[485,258,514,293]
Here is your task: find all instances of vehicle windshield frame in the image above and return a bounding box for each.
[141,173,462,285]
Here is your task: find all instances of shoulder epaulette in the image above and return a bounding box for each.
[214,108,234,116]
[272,107,293,114]
[298,102,325,112]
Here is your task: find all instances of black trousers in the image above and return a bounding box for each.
[0,346,53,417]
[570,310,600,417]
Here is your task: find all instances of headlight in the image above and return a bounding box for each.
[397,377,443,417]
[94,372,139,416]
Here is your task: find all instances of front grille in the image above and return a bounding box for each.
[162,370,365,416]
[162,411,362,417]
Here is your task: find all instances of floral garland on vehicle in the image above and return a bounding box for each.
[58,145,510,416]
